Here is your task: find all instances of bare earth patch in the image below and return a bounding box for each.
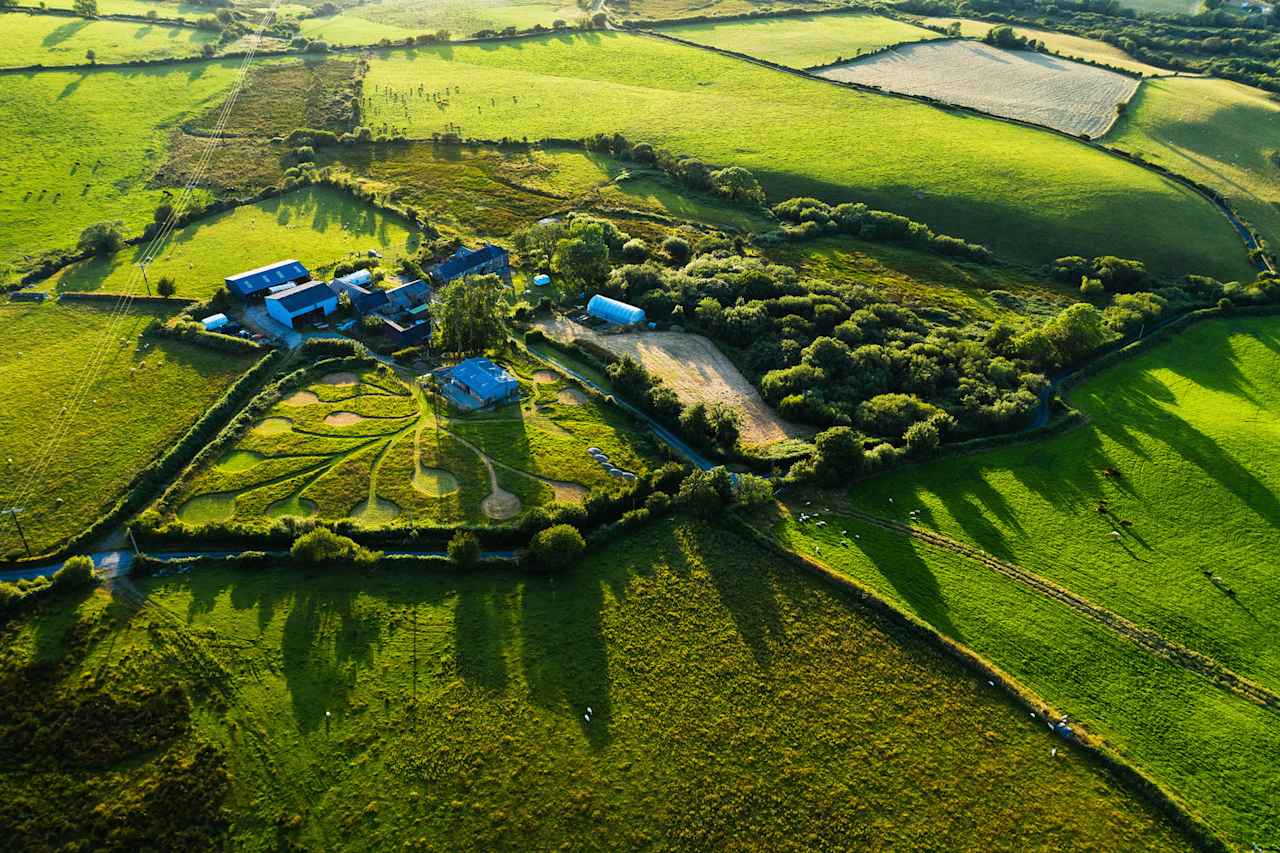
[557,387,588,406]
[533,370,559,383]
[536,315,810,448]
[817,40,1140,137]
[323,411,366,426]
[482,484,522,520]
[282,390,320,406]
[321,372,360,386]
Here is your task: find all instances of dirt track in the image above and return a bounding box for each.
[535,316,810,448]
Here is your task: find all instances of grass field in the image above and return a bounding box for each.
[0,518,1203,849]
[1107,76,1280,253]
[361,33,1252,279]
[34,0,214,19]
[916,17,1170,75]
[1,12,219,66]
[43,186,422,299]
[296,0,585,44]
[0,61,252,273]
[167,355,661,527]
[658,12,940,68]
[768,313,1280,843]
[0,299,257,558]
[1118,0,1202,14]
[818,40,1140,138]
[765,234,1074,322]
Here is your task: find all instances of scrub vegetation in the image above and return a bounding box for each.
[361,33,1251,278]
[0,519,1201,850]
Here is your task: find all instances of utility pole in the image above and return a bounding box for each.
[137,258,153,297]
[4,507,31,558]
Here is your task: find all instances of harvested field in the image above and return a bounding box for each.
[818,40,1140,138]
[536,315,810,448]
[915,18,1168,76]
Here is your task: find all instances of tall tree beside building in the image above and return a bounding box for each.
[433,273,507,355]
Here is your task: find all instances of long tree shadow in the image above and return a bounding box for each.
[453,577,511,692]
[519,571,612,749]
[846,525,964,643]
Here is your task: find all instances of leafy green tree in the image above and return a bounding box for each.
[290,528,381,566]
[77,220,125,256]
[813,426,863,484]
[676,467,733,518]
[734,473,774,506]
[52,555,96,589]
[433,273,507,355]
[156,276,176,298]
[1044,302,1109,364]
[85,49,96,64]
[552,219,611,290]
[710,166,766,205]
[513,220,564,271]
[527,524,585,570]
[661,236,691,264]
[73,0,98,15]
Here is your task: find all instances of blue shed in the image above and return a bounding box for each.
[447,357,519,405]
[433,244,510,283]
[587,294,645,326]
[225,259,309,299]
[265,281,338,328]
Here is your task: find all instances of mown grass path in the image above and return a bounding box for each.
[830,502,1280,714]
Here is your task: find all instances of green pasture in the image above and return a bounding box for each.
[0,12,219,67]
[1116,0,1202,14]
[0,60,251,273]
[0,518,1201,849]
[43,186,422,299]
[769,503,1279,846]
[168,356,661,527]
[35,0,213,19]
[846,314,1280,695]
[769,313,1280,842]
[1108,76,1280,254]
[766,234,1074,322]
[362,33,1252,278]
[295,0,584,44]
[659,12,941,69]
[916,17,1169,75]
[0,299,256,558]
[601,171,774,232]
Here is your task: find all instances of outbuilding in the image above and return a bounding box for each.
[225,259,310,299]
[264,281,338,329]
[587,294,645,327]
[201,313,229,332]
[533,274,552,287]
[433,244,510,283]
[446,357,519,406]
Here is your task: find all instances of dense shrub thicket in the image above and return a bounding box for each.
[768,197,994,263]
[0,555,97,618]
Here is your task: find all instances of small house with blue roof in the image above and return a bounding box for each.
[433,244,510,284]
[225,259,310,299]
[444,357,519,407]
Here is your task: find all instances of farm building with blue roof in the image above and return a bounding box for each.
[433,244,510,283]
[443,357,519,408]
[265,281,338,328]
[225,259,310,298]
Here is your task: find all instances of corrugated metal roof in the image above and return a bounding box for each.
[386,279,430,309]
[435,244,508,281]
[225,259,309,295]
[587,294,645,326]
[265,281,336,313]
[449,357,518,402]
[335,269,373,289]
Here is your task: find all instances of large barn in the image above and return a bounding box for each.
[225,259,310,299]
[264,281,338,329]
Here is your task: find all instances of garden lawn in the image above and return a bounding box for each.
[916,17,1169,75]
[840,314,1280,696]
[0,60,252,273]
[43,186,422,299]
[659,12,941,69]
[0,518,1202,849]
[1107,76,1280,256]
[361,33,1252,278]
[0,299,257,559]
[0,12,219,67]
[768,503,1280,846]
